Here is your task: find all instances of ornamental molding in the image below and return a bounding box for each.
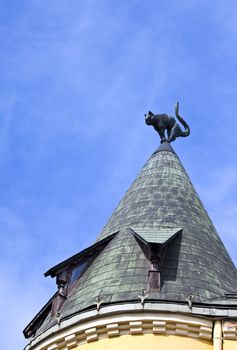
[223,321,237,340]
[26,312,212,350]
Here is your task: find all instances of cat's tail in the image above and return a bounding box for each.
[175,102,190,137]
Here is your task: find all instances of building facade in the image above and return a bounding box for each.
[23,139,237,350]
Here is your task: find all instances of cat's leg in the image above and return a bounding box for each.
[156,127,166,143]
[168,126,177,142]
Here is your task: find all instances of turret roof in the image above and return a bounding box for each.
[24,141,237,339]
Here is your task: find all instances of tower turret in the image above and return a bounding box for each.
[23,106,237,350]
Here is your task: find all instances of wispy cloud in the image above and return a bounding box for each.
[0,1,237,349]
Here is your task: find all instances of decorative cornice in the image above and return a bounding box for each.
[26,311,213,350]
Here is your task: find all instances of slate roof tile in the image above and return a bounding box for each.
[27,142,237,338]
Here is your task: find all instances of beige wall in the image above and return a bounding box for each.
[78,334,212,350]
[223,340,237,350]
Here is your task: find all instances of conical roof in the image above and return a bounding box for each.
[24,141,237,338]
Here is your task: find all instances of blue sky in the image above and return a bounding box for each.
[1,1,237,349]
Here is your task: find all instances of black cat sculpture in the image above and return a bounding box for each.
[145,102,190,143]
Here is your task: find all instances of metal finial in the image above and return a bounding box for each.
[95,296,103,312]
[185,294,194,310]
[56,311,61,325]
[138,289,148,306]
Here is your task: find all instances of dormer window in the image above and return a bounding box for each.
[51,261,88,317]
[69,262,87,287]
[42,232,118,320]
[148,245,161,290]
[131,226,182,291]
